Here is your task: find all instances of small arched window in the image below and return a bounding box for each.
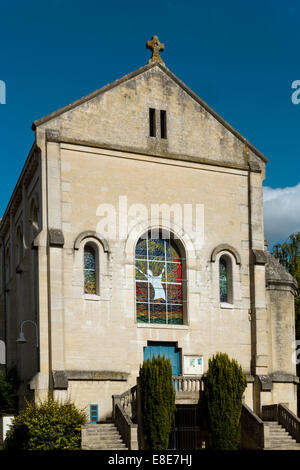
[16,227,23,265]
[84,244,97,295]
[219,255,233,304]
[5,247,10,283]
[135,232,185,324]
[30,199,39,240]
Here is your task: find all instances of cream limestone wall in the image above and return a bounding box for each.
[54,381,127,419]
[271,383,297,415]
[267,287,296,376]
[42,141,254,418]
[31,63,267,416]
[244,382,254,411]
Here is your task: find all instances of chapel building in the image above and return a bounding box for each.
[0,37,298,441]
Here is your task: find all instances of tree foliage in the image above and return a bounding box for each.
[272,233,300,279]
[5,396,87,450]
[204,353,247,450]
[140,355,176,450]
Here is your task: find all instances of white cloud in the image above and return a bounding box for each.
[263,183,300,246]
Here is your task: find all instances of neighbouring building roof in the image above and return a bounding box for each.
[265,251,298,290]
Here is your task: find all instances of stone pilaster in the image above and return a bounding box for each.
[46,139,65,374]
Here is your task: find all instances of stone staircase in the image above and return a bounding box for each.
[264,421,300,450]
[81,422,128,450]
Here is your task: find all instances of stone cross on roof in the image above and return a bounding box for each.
[146,35,165,64]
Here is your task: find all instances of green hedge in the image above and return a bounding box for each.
[140,355,176,450]
[205,352,247,450]
[5,396,87,450]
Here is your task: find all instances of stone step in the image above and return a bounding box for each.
[265,445,300,449]
[265,425,286,430]
[266,441,298,446]
[266,436,297,442]
[265,422,283,425]
[85,443,128,449]
[86,439,127,445]
[85,429,121,435]
[84,425,120,432]
[266,425,288,429]
[264,422,284,427]
[268,430,290,433]
[82,441,127,448]
[267,446,300,450]
[267,430,288,434]
[83,445,128,450]
[262,420,300,450]
[268,444,299,448]
[85,434,124,441]
[83,424,116,429]
[81,422,128,451]
[84,434,122,440]
[269,447,300,450]
[85,439,123,445]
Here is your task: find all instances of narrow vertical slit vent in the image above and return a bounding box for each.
[149,108,156,137]
[160,110,167,139]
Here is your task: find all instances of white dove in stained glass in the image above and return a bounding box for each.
[136,266,166,300]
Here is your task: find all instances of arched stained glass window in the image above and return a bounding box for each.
[84,244,97,294]
[135,234,184,325]
[219,256,228,303]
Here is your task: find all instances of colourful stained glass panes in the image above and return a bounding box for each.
[84,245,97,294]
[135,235,184,324]
[219,257,228,303]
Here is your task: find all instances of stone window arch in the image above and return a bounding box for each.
[211,244,241,307]
[29,198,39,240]
[73,232,110,301]
[5,246,10,283]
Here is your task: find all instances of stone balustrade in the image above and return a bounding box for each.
[113,385,138,450]
[172,375,204,404]
[241,404,266,449]
[173,375,204,393]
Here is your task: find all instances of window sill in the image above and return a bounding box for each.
[137,323,189,330]
[83,294,101,301]
[220,302,234,309]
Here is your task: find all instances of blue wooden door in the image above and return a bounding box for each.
[143,342,181,376]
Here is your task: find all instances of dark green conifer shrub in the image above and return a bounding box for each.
[205,352,247,450]
[5,396,87,450]
[140,355,176,450]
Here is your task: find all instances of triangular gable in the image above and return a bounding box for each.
[32,62,267,164]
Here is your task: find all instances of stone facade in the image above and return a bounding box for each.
[0,54,298,421]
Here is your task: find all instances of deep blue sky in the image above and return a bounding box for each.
[1,0,300,219]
